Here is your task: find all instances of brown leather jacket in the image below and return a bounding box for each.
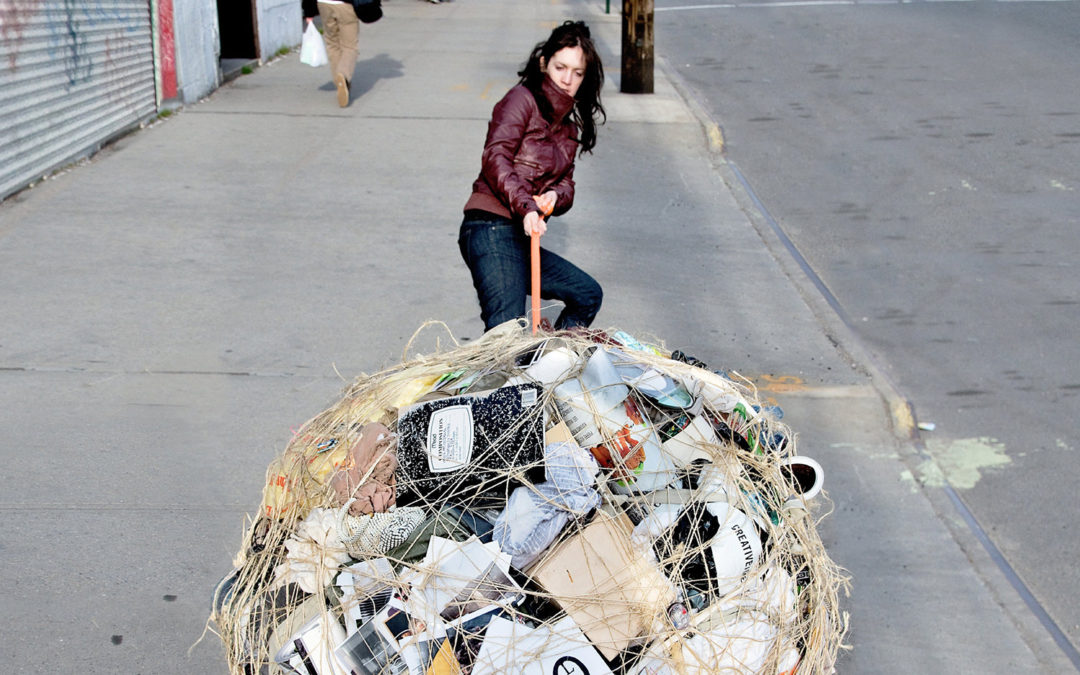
[463,77,579,220]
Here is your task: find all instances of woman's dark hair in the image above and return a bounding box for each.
[518,20,606,156]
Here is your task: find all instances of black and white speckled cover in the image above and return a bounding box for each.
[394,384,546,507]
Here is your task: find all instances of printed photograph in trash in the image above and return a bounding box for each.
[207,321,849,675]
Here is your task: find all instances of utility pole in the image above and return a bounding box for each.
[620,0,654,94]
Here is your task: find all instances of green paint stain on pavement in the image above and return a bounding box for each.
[904,460,947,490]
[923,437,1011,489]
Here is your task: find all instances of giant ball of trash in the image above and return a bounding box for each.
[210,322,848,675]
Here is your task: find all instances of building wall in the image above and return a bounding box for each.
[257,0,303,62]
[172,0,221,103]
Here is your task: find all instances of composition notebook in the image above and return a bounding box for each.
[394,384,546,507]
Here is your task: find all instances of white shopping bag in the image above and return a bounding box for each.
[300,22,328,67]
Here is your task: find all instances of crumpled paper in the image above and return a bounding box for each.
[274,508,352,593]
[682,611,800,674]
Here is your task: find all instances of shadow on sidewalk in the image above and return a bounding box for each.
[318,53,404,102]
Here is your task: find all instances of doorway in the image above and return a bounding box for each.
[218,0,258,77]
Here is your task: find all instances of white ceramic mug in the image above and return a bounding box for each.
[777,456,823,502]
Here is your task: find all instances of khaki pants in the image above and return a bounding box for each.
[316,2,359,84]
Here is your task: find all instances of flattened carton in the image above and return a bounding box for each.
[526,511,676,660]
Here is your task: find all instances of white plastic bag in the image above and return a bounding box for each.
[300,22,328,67]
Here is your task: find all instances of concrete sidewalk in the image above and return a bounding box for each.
[0,0,1062,672]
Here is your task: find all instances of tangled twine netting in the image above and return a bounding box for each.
[208,322,849,675]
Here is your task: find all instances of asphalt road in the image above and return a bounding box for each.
[654,0,1080,659]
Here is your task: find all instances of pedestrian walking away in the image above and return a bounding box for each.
[302,0,359,107]
[458,21,606,332]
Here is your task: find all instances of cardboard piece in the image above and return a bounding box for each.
[527,512,676,659]
[544,418,575,446]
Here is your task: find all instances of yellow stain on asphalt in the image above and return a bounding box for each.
[480,81,493,100]
[706,122,724,153]
[891,399,915,436]
[754,374,808,393]
[745,374,878,407]
[747,374,877,403]
[450,83,469,92]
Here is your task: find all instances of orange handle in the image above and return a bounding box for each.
[531,232,541,334]
[530,196,554,335]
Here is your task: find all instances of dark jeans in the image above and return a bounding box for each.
[458,212,603,332]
